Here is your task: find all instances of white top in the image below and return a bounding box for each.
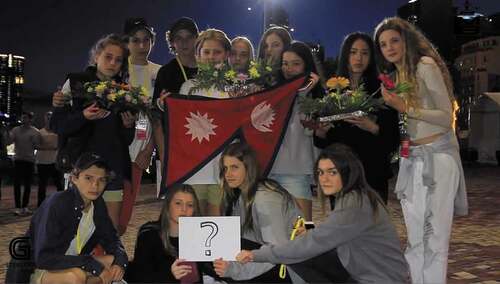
[35,128,58,164]
[407,56,454,141]
[128,61,161,161]
[180,80,229,184]
[65,203,95,256]
[270,91,317,175]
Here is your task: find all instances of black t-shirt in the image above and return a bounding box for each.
[153,58,198,102]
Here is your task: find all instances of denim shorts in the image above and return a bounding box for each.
[102,171,124,202]
[268,174,313,200]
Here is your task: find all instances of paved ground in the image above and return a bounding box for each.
[0,164,499,283]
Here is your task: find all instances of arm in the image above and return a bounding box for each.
[224,193,296,280]
[94,199,128,270]
[408,58,453,128]
[33,128,42,150]
[253,206,374,265]
[51,79,89,136]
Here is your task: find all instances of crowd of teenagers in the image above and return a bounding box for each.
[5,14,468,284]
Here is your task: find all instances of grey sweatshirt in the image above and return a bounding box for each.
[253,191,409,283]
[224,185,305,283]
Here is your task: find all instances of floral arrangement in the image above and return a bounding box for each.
[298,76,382,122]
[188,60,275,97]
[73,81,151,115]
[188,62,231,95]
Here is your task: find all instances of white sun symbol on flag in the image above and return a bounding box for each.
[184,111,218,143]
[251,101,275,132]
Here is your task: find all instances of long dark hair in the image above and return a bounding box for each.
[219,142,295,233]
[257,26,292,63]
[159,184,201,256]
[314,144,386,219]
[281,41,325,98]
[337,32,379,95]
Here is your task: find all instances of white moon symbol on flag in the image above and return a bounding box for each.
[251,101,275,132]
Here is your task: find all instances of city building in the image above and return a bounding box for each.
[0,53,24,124]
[455,36,500,163]
[398,0,455,61]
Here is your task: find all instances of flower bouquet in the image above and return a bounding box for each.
[298,76,383,122]
[71,81,151,116]
[189,60,275,97]
[378,73,413,96]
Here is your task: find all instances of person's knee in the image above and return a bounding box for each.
[64,268,87,284]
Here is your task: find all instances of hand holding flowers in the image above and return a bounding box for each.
[76,80,151,118]
[378,73,414,158]
[298,76,382,122]
[82,103,109,120]
[343,116,380,135]
[378,74,412,113]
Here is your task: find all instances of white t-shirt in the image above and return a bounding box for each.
[128,61,161,161]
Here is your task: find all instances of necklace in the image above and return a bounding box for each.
[176,56,189,82]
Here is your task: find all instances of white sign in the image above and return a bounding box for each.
[179,216,240,261]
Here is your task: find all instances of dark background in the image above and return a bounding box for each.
[1,0,499,98]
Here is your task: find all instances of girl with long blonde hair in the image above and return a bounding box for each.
[374,17,468,284]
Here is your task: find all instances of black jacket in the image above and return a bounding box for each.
[125,221,205,283]
[51,66,134,177]
[314,84,400,196]
[28,186,128,276]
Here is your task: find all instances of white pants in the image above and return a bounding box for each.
[401,153,459,284]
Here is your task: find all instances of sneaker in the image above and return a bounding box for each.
[13,208,22,216]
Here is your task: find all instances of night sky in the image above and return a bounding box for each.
[1,0,499,97]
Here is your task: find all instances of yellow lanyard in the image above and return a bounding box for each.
[279,216,305,279]
[176,56,189,83]
[76,207,93,254]
[128,58,151,97]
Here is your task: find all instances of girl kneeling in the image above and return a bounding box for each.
[237,145,408,283]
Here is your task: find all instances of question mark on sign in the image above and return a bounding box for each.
[200,221,219,256]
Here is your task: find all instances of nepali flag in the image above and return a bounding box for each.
[161,76,306,194]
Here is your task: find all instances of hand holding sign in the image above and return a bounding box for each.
[179,217,240,261]
[236,250,254,264]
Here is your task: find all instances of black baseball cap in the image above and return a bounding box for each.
[124,17,155,37]
[167,17,199,43]
[73,152,112,175]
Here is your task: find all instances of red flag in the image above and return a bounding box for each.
[162,77,306,193]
